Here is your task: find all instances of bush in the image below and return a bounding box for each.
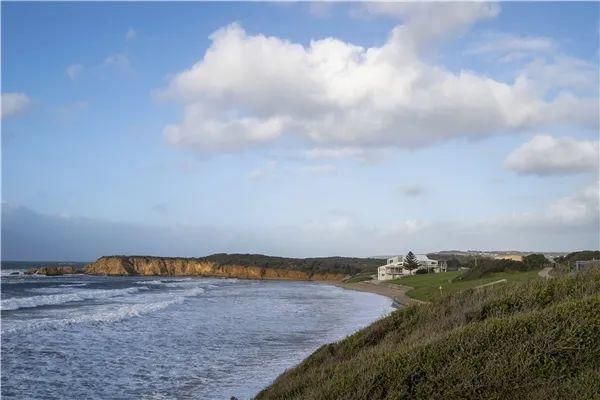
[555,251,600,264]
[458,258,529,281]
[523,253,549,269]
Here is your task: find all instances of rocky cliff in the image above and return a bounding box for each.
[84,256,347,281]
[25,266,83,276]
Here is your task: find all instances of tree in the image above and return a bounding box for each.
[404,251,420,271]
[523,254,548,270]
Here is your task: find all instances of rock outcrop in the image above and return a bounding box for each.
[84,256,348,281]
[25,266,83,276]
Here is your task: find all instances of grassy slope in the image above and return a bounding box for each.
[391,270,541,301]
[345,272,377,283]
[256,270,600,400]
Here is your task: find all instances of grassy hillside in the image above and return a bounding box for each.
[256,270,600,400]
[391,270,541,301]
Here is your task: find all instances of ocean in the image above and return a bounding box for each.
[0,262,392,399]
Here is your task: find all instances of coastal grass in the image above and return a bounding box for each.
[256,269,600,400]
[390,270,541,301]
[346,272,376,283]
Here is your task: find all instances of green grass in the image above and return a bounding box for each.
[256,269,600,400]
[390,270,541,301]
[346,272,376,283]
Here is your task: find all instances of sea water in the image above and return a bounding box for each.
[1,265,392,399]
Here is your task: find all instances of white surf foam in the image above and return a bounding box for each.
[2,285,207,334]
[1,269,23,276]
[135,279,165,285]
[1,287,145,311]
[1,298,183,335]
[59,283,89,288]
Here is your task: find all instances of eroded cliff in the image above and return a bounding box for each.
[84,256,347,281]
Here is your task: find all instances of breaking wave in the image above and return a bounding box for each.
[1,287,145,311]
[1,298,183,335]
[2,286,207,335]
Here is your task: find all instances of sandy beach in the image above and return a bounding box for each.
[333,280,427,308]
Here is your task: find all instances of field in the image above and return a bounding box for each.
[390,270,542,301]
[256,269,600,400]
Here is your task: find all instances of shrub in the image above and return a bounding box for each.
[523,253,549,269]
[458,258,527,280]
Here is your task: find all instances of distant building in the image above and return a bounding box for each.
[377,255,447,280]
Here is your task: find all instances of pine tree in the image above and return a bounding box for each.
[404,251,420,271]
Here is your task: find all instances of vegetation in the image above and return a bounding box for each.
[523,253,549,269]
[426,253,476,269]
[256,270,600,400]
[345,271,377,283]
[403,251,420,271]
[391,270,541,301]
[200,253,383,276]
[458,255,546,281]
[555,250,600,264]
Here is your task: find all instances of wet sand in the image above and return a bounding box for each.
[333,280,427,308]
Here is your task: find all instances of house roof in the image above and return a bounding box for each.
[415,254,434,261]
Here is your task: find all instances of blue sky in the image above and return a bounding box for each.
[2,2,599,261]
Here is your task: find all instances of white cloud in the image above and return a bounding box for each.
[1,92,30,119]
[305,147,366,159]
[300,164,338,175]
[546,182,599,224]
[56,100,89,119]
[66,64,84,81]
[308,2,334,18]
[467,32,556,62]
[486,181,599,233]
[247,160,278,181]
[158,5,597,154]
[126,28,137,41]
[357,2,499,46]
[505,135,599,176]
[398,185,426,197]
[103,53,131,72]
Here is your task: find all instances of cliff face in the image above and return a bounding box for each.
[84,256,347,282]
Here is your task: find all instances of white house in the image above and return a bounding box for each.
[377,255,446,280]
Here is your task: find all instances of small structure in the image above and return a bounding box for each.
[378,255,446,280]
[572,259,600,273]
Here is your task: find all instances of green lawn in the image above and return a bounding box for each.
[390,269,541,301]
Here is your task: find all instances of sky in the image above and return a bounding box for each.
[1,1,599,261]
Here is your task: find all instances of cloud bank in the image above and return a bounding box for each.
[4,181,597,261]
[158,4,597,154]
[505,135,599,176]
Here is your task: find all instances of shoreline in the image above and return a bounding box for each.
[9,268,424,308]
[331,280,427,308]
[10,268,425,308]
